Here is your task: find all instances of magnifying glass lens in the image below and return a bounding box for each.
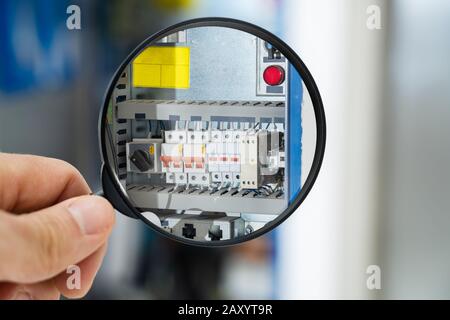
[101,22,323,245]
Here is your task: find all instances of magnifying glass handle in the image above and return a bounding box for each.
[91,190,104,197]
[99,165,139,219]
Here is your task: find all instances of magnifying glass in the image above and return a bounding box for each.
[99,18,326,246]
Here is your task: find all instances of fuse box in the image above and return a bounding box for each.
[106,27,302,242]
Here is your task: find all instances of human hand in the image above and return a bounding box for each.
[0,153,115,300]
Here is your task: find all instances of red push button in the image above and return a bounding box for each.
[263,65,285,86]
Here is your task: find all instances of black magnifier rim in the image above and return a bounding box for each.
[99,17,326,247]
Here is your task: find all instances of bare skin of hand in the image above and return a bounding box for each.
[0,153,115,300]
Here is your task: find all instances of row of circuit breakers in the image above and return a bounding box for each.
[126,123,284,190]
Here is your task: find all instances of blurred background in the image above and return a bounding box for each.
[1,0,449,299]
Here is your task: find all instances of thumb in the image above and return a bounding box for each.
[0,195,115,283]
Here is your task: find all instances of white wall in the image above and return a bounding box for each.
[277,0,387,299]
[380,0,450,299]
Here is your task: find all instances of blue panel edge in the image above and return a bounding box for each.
[288,64,303,202]
[271,63,303,300]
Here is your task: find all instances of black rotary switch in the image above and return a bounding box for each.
[129,149,153,172]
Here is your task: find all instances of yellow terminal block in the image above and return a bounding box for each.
[132,46,190,89]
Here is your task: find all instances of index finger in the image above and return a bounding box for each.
[0,153,91,213]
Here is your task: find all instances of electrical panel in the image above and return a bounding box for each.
[107,28,296,242]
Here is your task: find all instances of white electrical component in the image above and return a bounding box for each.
[211,172,222,183]
[165,130,187,144]
[232,172,241,188]
[222,131,234,143]
[175,172,187,184]
[183,144,206,173]
[222,172,233,185]
[206,143,219,172]
[240,132,259,189]
[187,130,210,144]
[210,130,223,143]
[227,142,240,172]
[232,130,245,142]
[161,143,183,173]
[166,172,176,184]
[218,142,229,172]
[188,173,210,186]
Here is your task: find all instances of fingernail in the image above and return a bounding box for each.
[68,196,113,235]
[12,291,32,300]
